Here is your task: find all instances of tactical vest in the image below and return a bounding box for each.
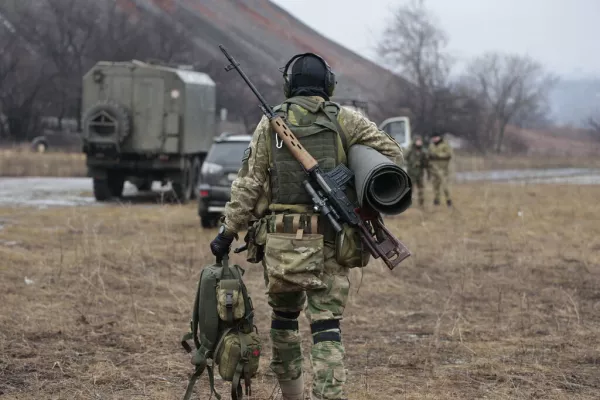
[268,97,347,206]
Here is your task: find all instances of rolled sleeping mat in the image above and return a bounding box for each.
[347,144,412,215]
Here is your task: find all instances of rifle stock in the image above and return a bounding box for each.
[271,116,318,171]
[218,45,411,270]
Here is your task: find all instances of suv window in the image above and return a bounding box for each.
[206,141,250,166]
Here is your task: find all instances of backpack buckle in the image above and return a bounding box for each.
[226,292,233,308]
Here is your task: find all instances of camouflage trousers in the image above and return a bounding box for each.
[408,170,425,206]
[263,244,350,400]
[430,164,451,202]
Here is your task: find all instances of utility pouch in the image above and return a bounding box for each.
[264,232,326,293]
[216,279,246,322]
[335,224,371,268]
[216,330,261,382]
[245,219,266,264]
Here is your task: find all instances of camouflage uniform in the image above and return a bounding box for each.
[428,138,453,205]
[222,96,403,399]
[405,142,429,207]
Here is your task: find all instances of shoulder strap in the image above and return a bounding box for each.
[231,332,250,400]
[182,362,221,400]
[321,102,348,152]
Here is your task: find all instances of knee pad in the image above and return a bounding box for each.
[310,319,341,344]
[272,310,300,330]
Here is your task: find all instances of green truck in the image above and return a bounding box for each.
[81,60,217,203]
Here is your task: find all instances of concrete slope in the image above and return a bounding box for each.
[131,0,406,118]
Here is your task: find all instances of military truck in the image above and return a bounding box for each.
[379,116,412,150]
[81,60,217,203]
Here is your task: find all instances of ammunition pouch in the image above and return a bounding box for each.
[244,221,265,264]
[335,224,371,268]
[245,209,370,269]
[215,329,261,386]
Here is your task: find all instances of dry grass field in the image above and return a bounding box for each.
[0,182,599,399]
[2,147,600,180]
[0,149,86,177]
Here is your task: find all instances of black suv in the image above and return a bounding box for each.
[197,133,252,227]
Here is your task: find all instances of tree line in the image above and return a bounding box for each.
[376,0,558,153]
[1,0,560,153]
[0,0,281,143]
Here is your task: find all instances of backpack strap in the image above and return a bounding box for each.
[181,267,223,400]
[321,102,348,152]
[182,362,221,400]
[231,331,251,400]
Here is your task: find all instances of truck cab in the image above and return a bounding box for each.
[379,116,412,150]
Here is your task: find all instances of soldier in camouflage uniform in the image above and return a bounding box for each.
[210,53,403,400]
[405,136,429,207]
[428,134,453,206]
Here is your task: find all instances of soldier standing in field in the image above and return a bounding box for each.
[209,53,404,400]
[405,135,429,207]
[428,133,453,207]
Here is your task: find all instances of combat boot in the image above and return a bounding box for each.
[447,199,452,207]
[279,375,304,400]
[433,199,440,206]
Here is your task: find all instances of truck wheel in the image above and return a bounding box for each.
[172,159,193,203]
[137,180,152,192]
[108,173,125,197]
[31,137,48,153]
[190,157,201,200]
[93,178,111,201]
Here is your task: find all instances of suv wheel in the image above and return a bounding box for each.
[200,213,219,228]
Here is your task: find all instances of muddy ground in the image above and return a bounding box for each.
[1,167,599,209]
[0,182,599,399]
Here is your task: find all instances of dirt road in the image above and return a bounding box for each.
[1,168,599,208]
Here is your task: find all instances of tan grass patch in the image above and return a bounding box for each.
[0,149,86,177]
[0,183,599,399]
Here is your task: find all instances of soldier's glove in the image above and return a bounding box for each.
[210,225,236,260]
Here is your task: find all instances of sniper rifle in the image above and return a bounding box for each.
[219,45,410,269]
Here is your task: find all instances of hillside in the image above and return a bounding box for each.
[128,0,406,122]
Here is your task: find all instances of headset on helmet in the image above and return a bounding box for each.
[281,53,336,98]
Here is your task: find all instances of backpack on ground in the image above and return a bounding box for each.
[180,255,261,400]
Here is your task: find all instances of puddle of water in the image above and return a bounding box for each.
[1,167,598,210]
[0,177,177,208]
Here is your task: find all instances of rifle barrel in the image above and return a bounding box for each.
[219,45,275,119]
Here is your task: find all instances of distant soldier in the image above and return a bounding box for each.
[428,133,453,206]
[405,135,428,207]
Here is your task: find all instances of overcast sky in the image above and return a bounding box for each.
[272,0,599,79]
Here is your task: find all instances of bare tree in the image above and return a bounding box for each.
[461,52,557,153]
[0,7,55,141]
[377,0,452,137]
[0,0,196,139]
